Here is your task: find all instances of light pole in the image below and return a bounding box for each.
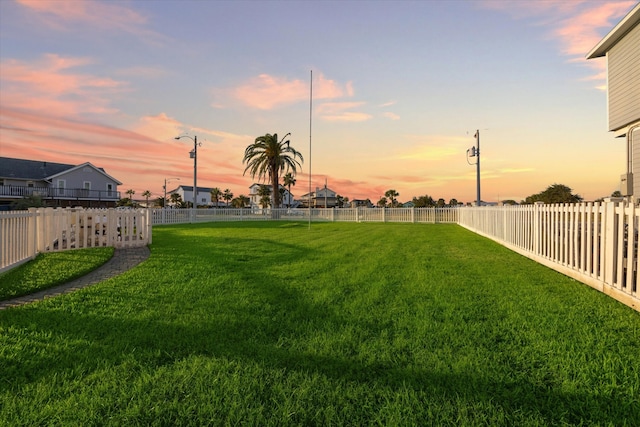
[174,135,201,212]
[466,130,481,206]
[162,177,180,224]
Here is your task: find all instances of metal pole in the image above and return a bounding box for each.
[476,129,481,206]
[309,70,312,229]
[193,135,197,211]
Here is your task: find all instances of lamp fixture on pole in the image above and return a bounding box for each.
[174,135,201,211]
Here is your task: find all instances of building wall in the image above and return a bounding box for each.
[54,166,117,193]
[608,22,640,131]
[632,128,640,200]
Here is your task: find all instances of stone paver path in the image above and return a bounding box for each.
[0,246,150,310]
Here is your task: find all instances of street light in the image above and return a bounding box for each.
[174,135,201,211]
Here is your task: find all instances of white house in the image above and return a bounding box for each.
[0,157,122,209]
[168,185,225,207]
[587,3,640,201]
[248,183,296,209]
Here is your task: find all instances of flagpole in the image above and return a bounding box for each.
[309,70,312,230]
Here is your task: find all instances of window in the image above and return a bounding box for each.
[83,181,91,190]
[27,181,34,188]
[106,183,114,197]
[57,179,66,196]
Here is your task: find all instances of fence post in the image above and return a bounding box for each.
[603,201,617,287]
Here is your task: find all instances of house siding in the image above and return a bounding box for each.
[633,128,640,200]
[608,22,640,131]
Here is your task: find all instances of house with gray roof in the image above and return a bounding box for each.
[0,157,122,209]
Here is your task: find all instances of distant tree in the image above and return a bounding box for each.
[283,172,296,207]
[522,184,583,204]
[336,195,349,208]
[385,189,399,207]
[210,187,222,207]
[232,195,250,208]
[257,185,271,209]
[412,195,435,208]
[223,189,233,207]
[448,198,459,207]
[436,198,446,208]
[170,193,183,208]
[611,190,623,197]
[243,133,303,208]
[155,196,165,207]
[377,197,388,208]
[501,200,518,205]
[142,190,152,208]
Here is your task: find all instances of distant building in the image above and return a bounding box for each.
[168,185,225,207]
[587,3,640,201]
[0,157,122,209]
[298,187,338,208]
[248,183,296,209]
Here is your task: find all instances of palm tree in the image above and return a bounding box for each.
[125,189,135,207]
[243,133,303,208]
[257,185,272,209]
[223,189,233,207]
[170,193,183,208]
[282,172,296,207]
[232,195,250,208]
[210,187,222,208]
[141,190,152,208]
[385,189,399,207]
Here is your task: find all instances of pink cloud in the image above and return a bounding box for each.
[1,54,127,118]
[480,0,636,87]
[316,102,371,122]
[231,72,352,110]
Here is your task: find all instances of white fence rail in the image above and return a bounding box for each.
[152,207,459,225]
[3,204,638,311]
[458,202,638,311]
[1,208,151,273]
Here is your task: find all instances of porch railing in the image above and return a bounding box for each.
[0,185,121,200]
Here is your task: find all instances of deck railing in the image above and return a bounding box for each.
[0,185,120,200]
[0,208,151,273]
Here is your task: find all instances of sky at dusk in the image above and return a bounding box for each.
[0,0,637,204]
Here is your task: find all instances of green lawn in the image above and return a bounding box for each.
[0,222,638,426]
[0,247,114,300]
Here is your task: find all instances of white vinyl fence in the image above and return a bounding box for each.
[458,202,638,311]
[1,208,151,273]
[152,207,459,225]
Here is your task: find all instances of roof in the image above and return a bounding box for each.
[586,3,640,59]
[0,157,122,184]
[0,157,75,180]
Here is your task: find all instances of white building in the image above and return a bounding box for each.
[248,183,296,209]
[587,3,640,201]
[168,185,225,207]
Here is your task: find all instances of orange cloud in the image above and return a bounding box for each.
[316,102,371,122]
